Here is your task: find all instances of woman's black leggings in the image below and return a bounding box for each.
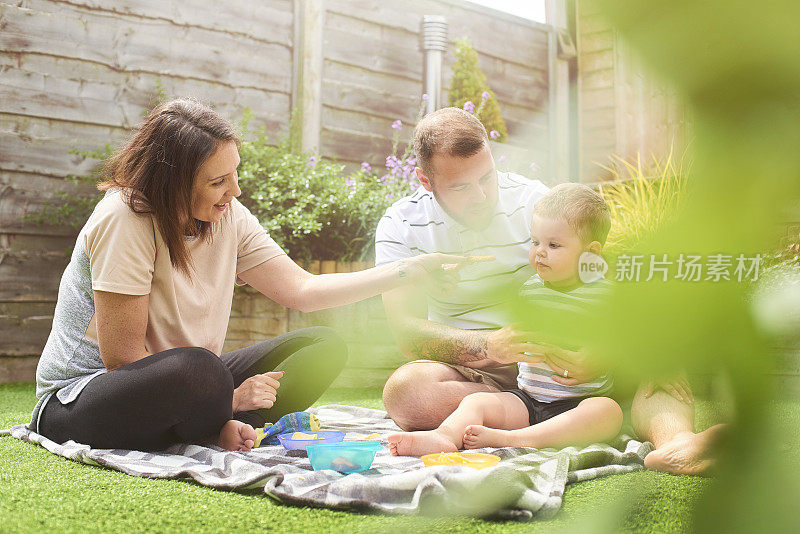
[37,327,347,451]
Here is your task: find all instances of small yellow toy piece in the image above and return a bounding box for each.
[349,432,381,440]
[291,432,318,440]
[309,415,321,431]
[420,452,500,469]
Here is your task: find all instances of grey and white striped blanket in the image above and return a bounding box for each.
[1,404,652,520]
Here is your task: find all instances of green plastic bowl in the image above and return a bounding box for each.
[306,441,383,473]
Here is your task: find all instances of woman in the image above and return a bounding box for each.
[31,98,472,452]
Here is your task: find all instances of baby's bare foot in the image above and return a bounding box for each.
[217,420,256,452]
[387,431,458,457]
[462,425,512,449]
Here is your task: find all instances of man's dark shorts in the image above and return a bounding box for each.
[405,360,519,391]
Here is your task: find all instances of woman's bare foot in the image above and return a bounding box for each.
[644,424,728,475]
[387,430,458,456]
[217,420,256,452]
[462,425,513,449]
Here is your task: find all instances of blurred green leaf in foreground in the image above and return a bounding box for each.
[588,1,800,532]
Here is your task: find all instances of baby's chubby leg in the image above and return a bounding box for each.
[388,392,530,456]
[464,396,623,449]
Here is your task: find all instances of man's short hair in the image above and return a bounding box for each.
[413,107,488,178]
[534,183,612,245]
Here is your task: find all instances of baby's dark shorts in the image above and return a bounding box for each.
[503,388,584,426]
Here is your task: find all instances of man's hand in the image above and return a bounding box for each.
[232,371,284,412]
[522,342,603,385]
[641,375,694,404]
[484,325,547,366]
[401,254,495,298]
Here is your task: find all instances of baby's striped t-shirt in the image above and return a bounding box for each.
[517,275,614,402]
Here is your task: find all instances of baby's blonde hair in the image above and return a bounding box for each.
[533,183,611,245]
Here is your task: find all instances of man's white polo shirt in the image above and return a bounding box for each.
[375,172,549,330]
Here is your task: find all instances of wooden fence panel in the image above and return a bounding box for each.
[321,0,550,167]
[37,0,294,46]
[1,3,293,93]
[0,233,72,301]
[0,57,289,133]
[0,301,57,357]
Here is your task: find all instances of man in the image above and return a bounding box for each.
[375,107,724,475]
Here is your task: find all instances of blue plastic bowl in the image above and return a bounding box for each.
[306,441,384,473]
[277,430,345,451]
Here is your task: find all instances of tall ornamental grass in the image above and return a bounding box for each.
[597,148,689,256]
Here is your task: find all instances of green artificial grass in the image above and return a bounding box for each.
[0,383,742,533]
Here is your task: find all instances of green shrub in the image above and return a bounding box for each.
[235,113,414,263]
[448,37,508,142]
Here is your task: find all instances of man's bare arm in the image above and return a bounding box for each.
[382,285,542,368]
[403,317,492,366]
[382,284,492,366]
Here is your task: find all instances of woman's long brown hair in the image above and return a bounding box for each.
[99,99,240,277]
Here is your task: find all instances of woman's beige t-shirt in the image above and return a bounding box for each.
[31,189,285,429]
[84,190,285,354]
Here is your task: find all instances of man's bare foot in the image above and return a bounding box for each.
[462,425,513,449]
[217,420,256,452]
[644,424,728,476]
[387,431,458,456]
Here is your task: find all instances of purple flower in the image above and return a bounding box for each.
[481,91,491,101]
[385,155,400,169]
[360,161,372,173]
[529,162,541,172]
[407,156,417,166]
[422,93,429,101]
[463,101,475,113]
[391,120,403,130]
[345,177,355,189]
[489,130,500,140]
[497,155,507,163]
[386,192,394,200]
[307,156,317,167]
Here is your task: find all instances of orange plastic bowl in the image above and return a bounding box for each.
[420,452,501,469]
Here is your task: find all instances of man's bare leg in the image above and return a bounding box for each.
[382,361,500,431]
[632,386,726,475]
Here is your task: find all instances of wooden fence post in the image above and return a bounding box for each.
[546,0,574,182]
[293,0,324,153]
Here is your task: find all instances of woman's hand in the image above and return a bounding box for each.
[400,254,494,297]
[523,343,603,385]
[641,374,694,404]
[232,371,284,413]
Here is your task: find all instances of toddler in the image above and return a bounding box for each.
[388,183,622,456]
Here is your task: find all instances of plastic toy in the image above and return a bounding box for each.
[306,441,384,473]
[420,452,500,469]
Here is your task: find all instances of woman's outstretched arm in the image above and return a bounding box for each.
[237,254,486,313]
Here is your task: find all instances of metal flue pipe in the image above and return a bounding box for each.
[421,15,447,116]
